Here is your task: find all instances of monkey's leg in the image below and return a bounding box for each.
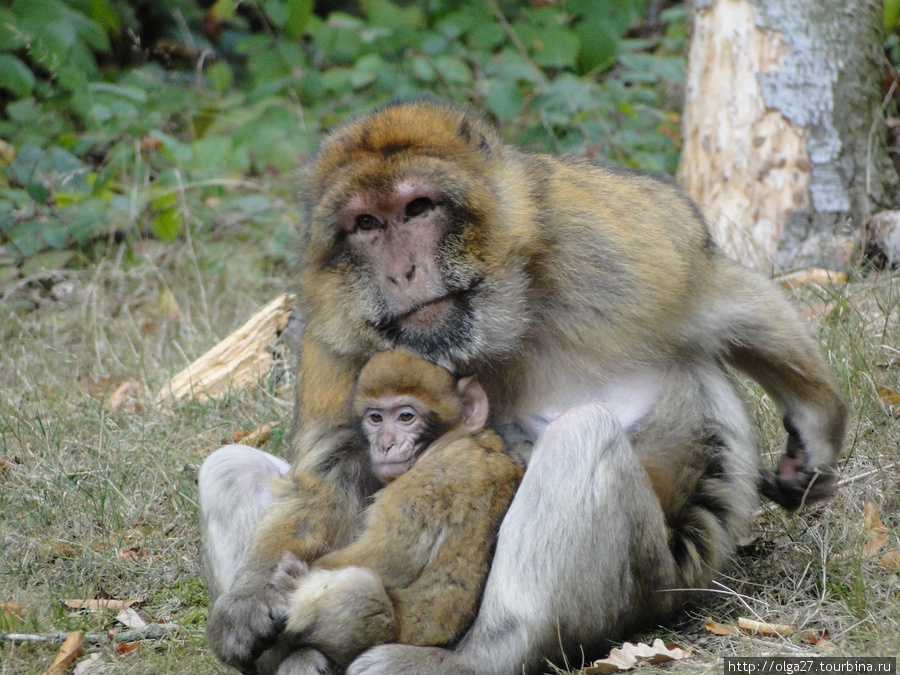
[347,403,680,675]
[199,444,290,601]
[200,445,337,675]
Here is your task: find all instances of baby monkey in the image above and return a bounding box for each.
[278,349,524,668]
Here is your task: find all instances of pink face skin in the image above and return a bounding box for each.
[340,179,450,329]
[362,395,428,482]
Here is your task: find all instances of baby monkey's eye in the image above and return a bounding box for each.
[398,411,416,423]
[367,411,383,424]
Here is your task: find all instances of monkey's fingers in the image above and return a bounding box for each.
[207,592,288,670]
[758,464,837,511]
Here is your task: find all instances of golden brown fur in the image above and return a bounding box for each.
[277,350,523,667]
[203,101,846,675]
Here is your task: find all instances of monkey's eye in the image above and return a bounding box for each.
[395,406,418,425]
[355,214,381,232]
[404,198,434,220]
[367,411,383,425]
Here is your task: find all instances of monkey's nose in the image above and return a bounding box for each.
[388,265,416,285]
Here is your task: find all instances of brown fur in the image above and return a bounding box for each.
[205,102,846,674]
[282,351,524,667]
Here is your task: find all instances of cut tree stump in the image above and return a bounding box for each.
[155,293,296,405]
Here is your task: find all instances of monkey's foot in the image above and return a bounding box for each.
[348,644,474,675]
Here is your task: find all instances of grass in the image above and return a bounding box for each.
[1,230,898,673]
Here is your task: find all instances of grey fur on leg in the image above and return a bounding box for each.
[202,444,323,674]
[349,403,678,675]
[267,647,337,675]
[199,444,290,601]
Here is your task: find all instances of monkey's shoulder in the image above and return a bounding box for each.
[400,432,524,500]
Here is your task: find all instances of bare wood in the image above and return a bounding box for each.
[155,293,295,405]
[2,624,179,644]
[679,0,898,271]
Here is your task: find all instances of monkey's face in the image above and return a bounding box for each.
[362,396,431,482]
[301,103,533,368]
[338,174,488,360]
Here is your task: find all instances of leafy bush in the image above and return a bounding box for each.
[1,0,687,268]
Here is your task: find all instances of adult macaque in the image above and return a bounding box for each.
[274,348,523,669]
[200,101,846,674]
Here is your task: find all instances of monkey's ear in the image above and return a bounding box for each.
[457,376,489,432]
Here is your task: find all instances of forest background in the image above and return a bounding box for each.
[1,1,900,673]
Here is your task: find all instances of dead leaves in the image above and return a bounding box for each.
[41,631,85,675]
[875,386,900,418]
[84,376,142,413]
[1,602,24,628]
[863,502,900,573]
[776,268,848,290]
[704,618,834,650]
[230,421,277,448]
[33,598,153,672]
[586,639,685,674]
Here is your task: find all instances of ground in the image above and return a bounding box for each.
[1,235,898,673]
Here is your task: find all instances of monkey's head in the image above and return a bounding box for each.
[353,349,489,482]
[300,101,534,369]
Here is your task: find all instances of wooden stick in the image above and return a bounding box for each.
[1,623,179,644]
[155,293,295,405]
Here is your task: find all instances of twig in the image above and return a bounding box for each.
[837,463,898,488]
[1,623,180,644]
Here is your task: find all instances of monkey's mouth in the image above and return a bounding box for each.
[375,458,416,481]
[391,277,483,329]
[397,295,455,328]
[371,278,482,356]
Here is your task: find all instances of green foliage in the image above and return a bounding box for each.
[0,0,688,269]
[886,0,900,33]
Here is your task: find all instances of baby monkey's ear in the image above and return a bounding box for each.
[457,376,489,433]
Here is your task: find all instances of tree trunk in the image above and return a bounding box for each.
[678,0,900,272]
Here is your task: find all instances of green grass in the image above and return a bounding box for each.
[1,233,898,673]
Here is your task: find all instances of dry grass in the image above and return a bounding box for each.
[1,236,898,674]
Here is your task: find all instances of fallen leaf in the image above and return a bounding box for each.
[876,386,900,417]
[116,606,147,629]
[140,136,163,152]
[799,628,833,647]
[41,630,84,675]
[864,502,890,554]
[737,617,795,637]
[0,459,6,475]
[118,546,148,562]
[105,379,138,412]
[862,502,900,572]
[64,599,135,612]
[73,653,105,674]
[39,542,76,559]
[115,641,140,655]
[85,376,141,412]
[705,620,740,635]
[1,602,24,626]
[157,289,181,324]
[231,421,277,448]
[585,639,685,673]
